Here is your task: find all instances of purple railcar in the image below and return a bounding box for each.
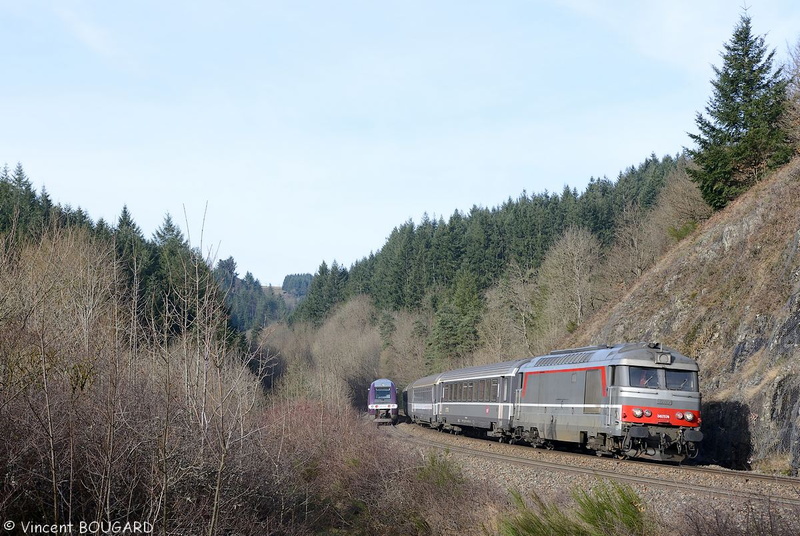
[368,378,398,425]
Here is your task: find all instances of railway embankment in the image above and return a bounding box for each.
[391,423,800,533]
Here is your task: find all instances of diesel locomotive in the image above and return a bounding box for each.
[403,343,703,461]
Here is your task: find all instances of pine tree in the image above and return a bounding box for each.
[688,12,792,210]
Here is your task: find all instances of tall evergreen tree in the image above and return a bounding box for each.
[152,213,187,247]
[215,256,239,291]
[688,12,792,210]
[115,205,153,288]
[10,163,38,233]
[147,213,196,334]
[39,185,55,228]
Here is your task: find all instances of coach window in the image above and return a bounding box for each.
[478,380,485,402]
[490,379,499,402]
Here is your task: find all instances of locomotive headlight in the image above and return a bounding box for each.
[675,412,684,420]
[632,408,644,418]
[684,411,695,422]
[643,409,652,417]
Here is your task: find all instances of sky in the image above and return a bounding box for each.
[2,1,800,286]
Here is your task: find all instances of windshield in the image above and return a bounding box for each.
[629,366,658,388]
[375,387,393,401]
[628,367,699,391]
[666,370,698,392]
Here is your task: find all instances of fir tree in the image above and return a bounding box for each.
[152,213,187,247]
[114,205,153,290]
[688,12,792,210]
[215,257,238,291]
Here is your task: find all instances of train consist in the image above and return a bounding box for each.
[368,378,398,425]
[403,343,703,461]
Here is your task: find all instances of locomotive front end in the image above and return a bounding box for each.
[368,379,398,425]
[613,345,703,461]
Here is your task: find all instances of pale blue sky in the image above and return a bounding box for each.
[2,1,799,286]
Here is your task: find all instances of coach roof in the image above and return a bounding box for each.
[437,358,533,383]
[406,373,442,390]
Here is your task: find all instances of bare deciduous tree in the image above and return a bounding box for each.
[655,164,712,234]
[476,262,538,362]
[379,309,430,386]
[539,226,602,333]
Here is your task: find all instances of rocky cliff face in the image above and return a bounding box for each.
[567,159,800,473]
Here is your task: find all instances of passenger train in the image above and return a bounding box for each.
[368,378,398,425]
[403,343,703,461]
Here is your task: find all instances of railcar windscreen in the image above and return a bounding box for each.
[666,370,698,392]
[375,387,393,401]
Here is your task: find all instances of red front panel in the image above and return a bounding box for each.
[621,404,701,427]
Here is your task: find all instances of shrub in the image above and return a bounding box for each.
[499,482,653,536]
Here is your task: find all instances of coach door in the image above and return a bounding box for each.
[584,369,602,414]
[434,383,441,419]
[605,366,617,427]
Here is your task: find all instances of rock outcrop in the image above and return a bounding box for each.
[568,159,800,472]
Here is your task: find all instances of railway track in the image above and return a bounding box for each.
[388,423,800,508]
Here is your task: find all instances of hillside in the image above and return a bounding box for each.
[564,157,800,472]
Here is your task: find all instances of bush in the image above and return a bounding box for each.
[499,482,653,536]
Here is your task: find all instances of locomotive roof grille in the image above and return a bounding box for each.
[534,352,592,367]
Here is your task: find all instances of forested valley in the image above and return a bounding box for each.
[271,154,711,409]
